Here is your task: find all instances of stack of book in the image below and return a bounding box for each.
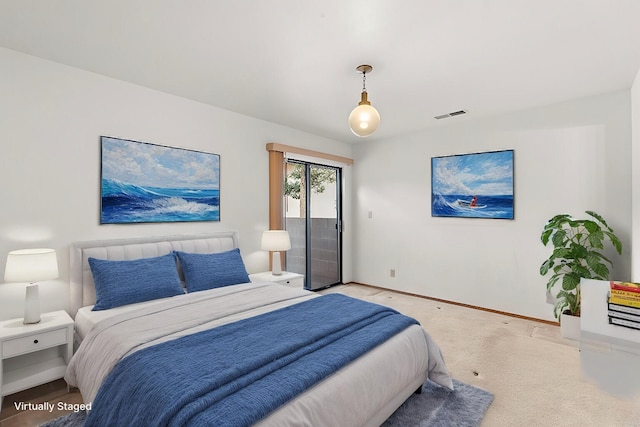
[608,281,640,330]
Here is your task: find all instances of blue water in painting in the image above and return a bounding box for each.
[432,193,513,219]
[101,179,219,223]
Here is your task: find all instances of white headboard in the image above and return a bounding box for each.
[69,232,239,317]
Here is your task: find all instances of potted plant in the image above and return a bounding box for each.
[539,211,622,339]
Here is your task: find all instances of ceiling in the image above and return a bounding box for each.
[1,1,639,143]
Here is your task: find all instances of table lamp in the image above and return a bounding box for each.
[261,230,291,275]
[4,248,59,324]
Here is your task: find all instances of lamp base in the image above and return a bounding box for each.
[23,284,41,324]
[271,252,283,276]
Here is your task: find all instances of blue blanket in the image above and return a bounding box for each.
[85,293,419,427]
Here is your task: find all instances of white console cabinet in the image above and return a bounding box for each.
[579,279,640,396]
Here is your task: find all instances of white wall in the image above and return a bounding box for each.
[352,91,632,321]
[632,68,640,280]
[0,47,354,320]
[1,46,633,324]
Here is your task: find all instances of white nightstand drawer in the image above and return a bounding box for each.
[250,271,305,289]
[2,328,68,358]
[281,277,304,288]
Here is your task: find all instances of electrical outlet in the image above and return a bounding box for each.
[368,211,373,219]
[390,269,395,278]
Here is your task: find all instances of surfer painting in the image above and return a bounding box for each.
[431,150,514,219]
[456,195,485,209]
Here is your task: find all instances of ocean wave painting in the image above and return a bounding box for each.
[431,150,514,219]
[100,137,220,224]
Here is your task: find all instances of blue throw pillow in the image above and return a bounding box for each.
[175,248,250,292]
[89,253,184,311]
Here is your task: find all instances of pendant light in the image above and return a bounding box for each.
[348,64,380,137]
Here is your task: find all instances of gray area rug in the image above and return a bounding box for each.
[41,379,492,427]
[39,409,86,427]
[383,379,494,427]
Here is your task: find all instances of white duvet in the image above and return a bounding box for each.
[65,282,452,426]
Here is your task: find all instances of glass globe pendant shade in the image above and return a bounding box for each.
[348,91,380,137]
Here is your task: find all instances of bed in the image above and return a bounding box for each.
[65,232,452,426]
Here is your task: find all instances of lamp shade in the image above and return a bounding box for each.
[261,230,291,252]
[349,91,380,137]
[4,248,59,282]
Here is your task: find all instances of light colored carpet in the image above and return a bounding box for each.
[320,284,640,427]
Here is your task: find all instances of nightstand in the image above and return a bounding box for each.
[249,271,305,288]
[0,310,73,410]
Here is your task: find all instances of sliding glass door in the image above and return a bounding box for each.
[285,160,342,290]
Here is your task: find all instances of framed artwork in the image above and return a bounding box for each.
[100,136,220,224]
[431,149,514,219]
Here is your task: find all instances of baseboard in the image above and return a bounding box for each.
[346,281,559,326]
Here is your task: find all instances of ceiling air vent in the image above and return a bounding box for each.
[434,110,467,120]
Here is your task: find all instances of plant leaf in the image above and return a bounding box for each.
[552,247,571,259]
[582,220,601,233]
[540,259,552,276]
[604,231,623,254]
[586,210,609,229]
[562,273,581,291]
[551,230,567,247]
[589,250,613,266]
[546,276,561,291]
[591,262,610,279]
[568,242,588,259]
[587,231,605,249]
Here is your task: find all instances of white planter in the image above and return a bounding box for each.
[560,312,581,341]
